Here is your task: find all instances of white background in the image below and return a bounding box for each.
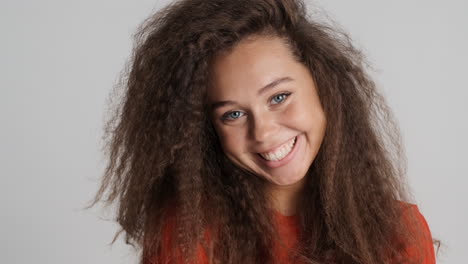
[1,0,466,263]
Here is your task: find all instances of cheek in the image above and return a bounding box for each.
[285,98,326,133]
[215,126,246,155]
[284,101,313,125]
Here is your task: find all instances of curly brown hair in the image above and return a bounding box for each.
[91,0,439,263]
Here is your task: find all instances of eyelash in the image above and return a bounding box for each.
[221,92,292,121]
[271,92,291,105]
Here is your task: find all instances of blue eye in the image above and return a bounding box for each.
[271,92,291,104]
[222,110,244,121]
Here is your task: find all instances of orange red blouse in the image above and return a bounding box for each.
[149,202,436,263]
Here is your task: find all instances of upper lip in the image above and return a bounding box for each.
[256,136,296,154]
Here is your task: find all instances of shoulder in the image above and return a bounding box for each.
[397,201,436,264]
[148,209,210,264]
[398,201,432,238]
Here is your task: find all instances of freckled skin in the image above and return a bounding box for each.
[208,35,327,195]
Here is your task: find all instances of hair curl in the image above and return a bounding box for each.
[91,0,439,263]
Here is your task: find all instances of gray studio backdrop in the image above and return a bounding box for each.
[1,0,466,263]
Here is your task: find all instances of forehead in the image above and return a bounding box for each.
[208,35,299,100]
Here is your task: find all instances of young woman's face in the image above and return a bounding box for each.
[208,35,326,187]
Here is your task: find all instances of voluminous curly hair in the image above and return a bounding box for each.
[91,0,438,263]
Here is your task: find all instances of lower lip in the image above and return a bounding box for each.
[256,135,300,168]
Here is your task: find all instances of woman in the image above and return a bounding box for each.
[92,0,438,263]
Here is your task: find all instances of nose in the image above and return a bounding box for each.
[249,112,279,143]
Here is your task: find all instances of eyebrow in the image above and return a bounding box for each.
[210,76,293,111]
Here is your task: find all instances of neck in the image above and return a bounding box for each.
[268,177,307,216]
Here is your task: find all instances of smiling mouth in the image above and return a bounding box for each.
[257,136,297,161]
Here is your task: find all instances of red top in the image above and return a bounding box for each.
[149,202,436,264]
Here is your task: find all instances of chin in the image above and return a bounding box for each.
[268,173,307,186]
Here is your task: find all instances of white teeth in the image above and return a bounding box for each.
[259,137,296,161]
